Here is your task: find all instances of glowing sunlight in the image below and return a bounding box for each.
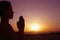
[29,23,41,32]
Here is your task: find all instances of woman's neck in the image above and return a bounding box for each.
[1,17,9,24]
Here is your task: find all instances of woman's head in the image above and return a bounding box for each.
[0,1,14,19]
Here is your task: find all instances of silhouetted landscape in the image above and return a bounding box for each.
[24,32,60,40]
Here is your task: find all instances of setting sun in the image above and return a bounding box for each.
[29,23,41,32]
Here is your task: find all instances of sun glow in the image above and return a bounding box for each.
[29,23,41,32]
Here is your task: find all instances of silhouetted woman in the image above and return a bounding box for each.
[0,1,19,40]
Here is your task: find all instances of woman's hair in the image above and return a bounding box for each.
[0,1,11,16]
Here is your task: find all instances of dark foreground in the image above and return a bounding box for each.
[24,32,60,40]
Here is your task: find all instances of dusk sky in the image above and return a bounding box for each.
[0,0,60,33]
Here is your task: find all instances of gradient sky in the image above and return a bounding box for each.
[0,0,60,33]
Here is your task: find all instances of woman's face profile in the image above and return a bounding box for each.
[4,6,14,19]
[0,1,14,19]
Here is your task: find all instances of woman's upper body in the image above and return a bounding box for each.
[0,1,19,40]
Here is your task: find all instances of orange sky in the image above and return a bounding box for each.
[1,0,59,34]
